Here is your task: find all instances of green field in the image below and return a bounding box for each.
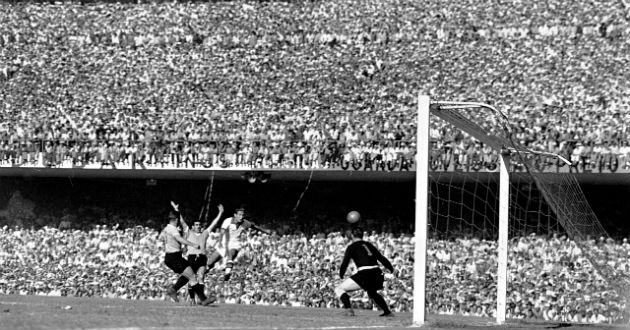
[0,295,625,330]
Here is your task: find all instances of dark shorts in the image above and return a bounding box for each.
[187,254,208,272]
[351,268,384,292]
[164,252,189,274]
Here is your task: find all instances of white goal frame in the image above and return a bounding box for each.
[414,95,509,326]
[414,95,570,326]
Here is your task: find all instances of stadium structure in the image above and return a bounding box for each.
[3,0,630,329]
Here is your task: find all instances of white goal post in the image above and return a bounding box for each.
[413,95,430,326]
[413,95,571,326]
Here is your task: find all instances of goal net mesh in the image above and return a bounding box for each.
[427,102,629,320]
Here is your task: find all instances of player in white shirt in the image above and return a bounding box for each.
[206,207,270,281]
[181,204,224,303]
[158,201,214,306]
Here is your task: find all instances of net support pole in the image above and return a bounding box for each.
[496,153,510,324]
[413,94,430,326]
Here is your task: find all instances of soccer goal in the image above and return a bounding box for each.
[413,95,629,326]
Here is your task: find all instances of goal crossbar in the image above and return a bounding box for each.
[430,101,571,165]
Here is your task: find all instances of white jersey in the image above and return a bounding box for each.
[186,229,209,256]
[159,224,182,253]
[221,217,251,250]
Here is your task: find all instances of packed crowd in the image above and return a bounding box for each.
[1,1,630,169]
[0,222,628,324]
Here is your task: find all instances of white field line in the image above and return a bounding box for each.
[1,300,195,309]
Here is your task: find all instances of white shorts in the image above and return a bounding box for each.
[216,242,242,257]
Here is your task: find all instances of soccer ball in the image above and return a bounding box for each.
[346,211,361,224]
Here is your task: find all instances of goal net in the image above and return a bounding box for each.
[415,96,630,325]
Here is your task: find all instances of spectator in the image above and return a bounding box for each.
[1,2,630,170]
[1,219,629,323]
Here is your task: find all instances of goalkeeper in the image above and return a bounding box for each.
[334,226,395,317]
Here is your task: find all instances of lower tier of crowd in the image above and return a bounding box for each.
[0,225,628,324]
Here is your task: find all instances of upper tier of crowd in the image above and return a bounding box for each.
[2,0,630,168]
[1,222,629,324]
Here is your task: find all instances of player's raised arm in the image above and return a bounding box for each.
[170,201,189,233]
[205,204,224,233]
[179,215,189,234]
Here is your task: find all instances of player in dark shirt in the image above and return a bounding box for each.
[334,226,395,317]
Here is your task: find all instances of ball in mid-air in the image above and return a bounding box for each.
[346,211,361,224]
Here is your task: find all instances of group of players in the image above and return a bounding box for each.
[158,201,395,317]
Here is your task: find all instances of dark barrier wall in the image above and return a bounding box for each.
[0,176,629,239]
[0,177,416,236]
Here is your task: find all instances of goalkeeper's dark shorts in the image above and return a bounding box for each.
[351,267,384,292]
[187,254,208,272]
[165,252,189,274]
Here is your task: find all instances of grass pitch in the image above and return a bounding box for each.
[0,294,624,330]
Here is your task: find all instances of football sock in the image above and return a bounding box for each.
[367,291,391,314]
[193,284,207,301]
[188,286,195,302]
[340,293,352,309]
[173,276,189,291]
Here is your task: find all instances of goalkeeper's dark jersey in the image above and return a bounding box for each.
[339,240,394,278]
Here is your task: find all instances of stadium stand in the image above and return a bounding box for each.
[0,225,628,323]
[0,177,628,324]
[2,0,630,324]
[1,1,630,171]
